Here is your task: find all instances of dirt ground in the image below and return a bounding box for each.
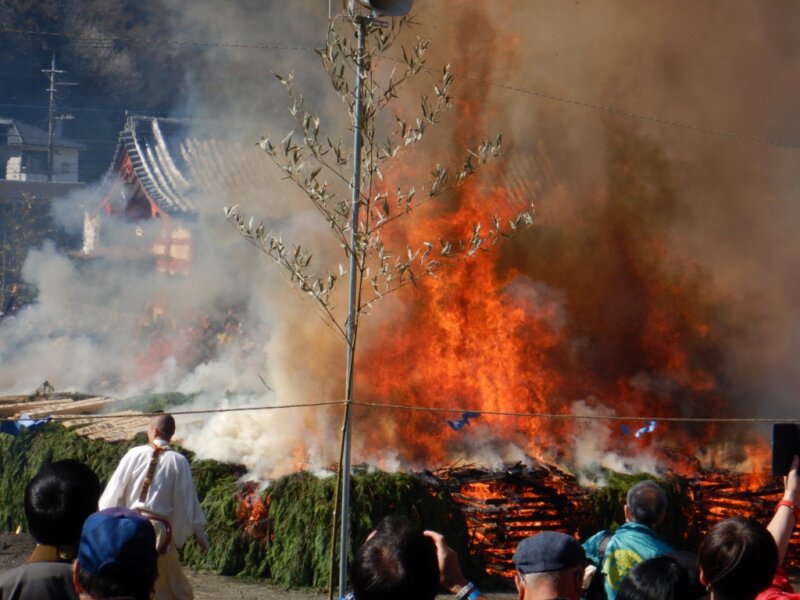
[0,532,323,600]
[0,532,516,599]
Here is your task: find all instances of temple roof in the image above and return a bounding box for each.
[102,114,295,218]
[105,115,196,215]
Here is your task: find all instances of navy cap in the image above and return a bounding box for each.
[78,507,158,576]
[513,532,586,574]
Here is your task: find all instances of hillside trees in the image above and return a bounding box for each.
[0,193,55,312]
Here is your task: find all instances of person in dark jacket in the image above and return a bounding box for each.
[0,460,101,600]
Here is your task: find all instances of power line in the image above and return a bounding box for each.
[401,59,800,152]
[0,27,320,52]
[0,101,169,116]
[4,28,800,151]
[0,136,119,145]
[25,398,795,425]
[354,401,789,424]
[465,76,800,151]
[44,400,344,420]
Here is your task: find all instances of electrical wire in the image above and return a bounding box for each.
[15,397,794,425]
[44,400,344,420]
[454,73,800,151]
[0,101,172,116]
[353,401,793,424]
[3,26,800,151]
[0,27,320,52]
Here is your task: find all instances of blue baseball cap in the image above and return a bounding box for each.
[78,507,158,576]
[514,531,586,574]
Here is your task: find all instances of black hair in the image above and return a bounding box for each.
[350,516,439,600]
[77,563,157,600]
[151,414,175,439]
[626,480,667,527]
[616,555,696,600]
[698,517,777,600]
[24,459,101,546]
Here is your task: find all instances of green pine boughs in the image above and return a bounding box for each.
[0,424,142,531]
[0,425,475,589]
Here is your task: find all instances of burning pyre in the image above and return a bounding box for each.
[229,458,798,582]
[4,3,799,586]
[426,462,594,579]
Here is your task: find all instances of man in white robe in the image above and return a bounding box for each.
[99,414,208,600]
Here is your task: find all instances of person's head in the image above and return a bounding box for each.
[698,517,777,600]
[24,459,101,553]
[625,480,667,527]
[148,413,175,442]
[73,507,158,600]
[616,555,697,600]
[513,531,586,600]
[350,515,439,600]
[665,550,705,598]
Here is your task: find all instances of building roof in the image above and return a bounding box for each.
[1,117,82,150]
[101,114,296,218]
[109,115,196,215]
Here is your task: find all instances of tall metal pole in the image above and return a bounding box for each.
[44,55,58,182]
[41,55,75,182]
[337,15,367,600]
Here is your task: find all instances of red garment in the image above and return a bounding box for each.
[757,567,800,599]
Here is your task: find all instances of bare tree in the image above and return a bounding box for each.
[0,193,53,315]
[226,12,534,597]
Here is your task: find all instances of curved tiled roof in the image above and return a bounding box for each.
[104,115,196,215]
[103,114,296,218]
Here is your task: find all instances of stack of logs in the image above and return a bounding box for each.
[0,389,150,441]
[426,462,594,578]
[428,461,796,579]
[686,471,799,569]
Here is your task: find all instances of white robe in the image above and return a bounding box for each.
[99,439,207,548]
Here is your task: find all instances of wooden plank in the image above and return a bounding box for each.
[0,393,151,442]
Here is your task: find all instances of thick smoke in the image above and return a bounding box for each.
[2,1,799,479]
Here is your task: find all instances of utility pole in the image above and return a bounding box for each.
[42,55,75,181]
[333,6,411,599]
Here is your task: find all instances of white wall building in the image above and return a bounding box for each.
[0,118,81,183]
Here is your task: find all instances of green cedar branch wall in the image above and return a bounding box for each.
[0,424,714,590]
[0,425,475,589]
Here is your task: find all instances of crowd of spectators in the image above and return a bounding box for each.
[344,455,800,600]
[1,453,799,599]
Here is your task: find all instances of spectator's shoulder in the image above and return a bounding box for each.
[583,529,611,556]
[125,443,151,457]
[585,529,605,541]
[167,447,191,465]
[0,562,23,585]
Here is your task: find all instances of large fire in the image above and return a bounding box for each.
[338,2,771,474]
[1,2,797,588]
[352,129,765,474]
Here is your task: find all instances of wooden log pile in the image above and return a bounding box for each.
[686,470,800,569]
[426,461,594,578]
[428,461,800,580]
[0,391,149,441]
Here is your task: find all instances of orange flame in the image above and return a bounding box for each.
[351,87,757,475]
